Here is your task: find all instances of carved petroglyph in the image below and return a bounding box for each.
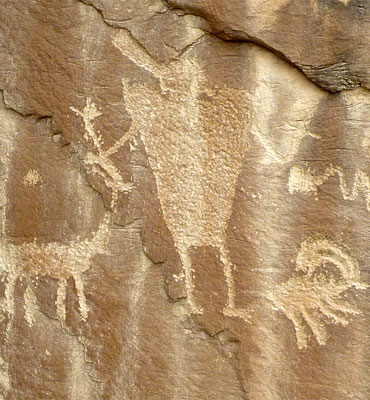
[113,30,251,321]
[0,215,110,331]
[23,284,38,327]
[23,169,43,187]
[71,98,134,209]
[266,238,367,349]
[289,165,370,210]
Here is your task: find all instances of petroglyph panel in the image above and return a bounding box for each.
[0,0,370,399]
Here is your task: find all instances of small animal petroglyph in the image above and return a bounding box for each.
[71,98,134,209]
[23,169,43,187]
[266,237,367,349]
[0,215,110,331]
[112,30,252,321]
[289,165,370,210]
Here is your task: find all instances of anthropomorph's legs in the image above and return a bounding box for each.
[74,272,89,321]
[56,278,67,324]
[178,248,203,315]
[178,243,252,322]
[220,244,252,323]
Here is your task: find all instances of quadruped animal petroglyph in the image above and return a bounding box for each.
[289,164,370,210]
[0,215,110,331]
[111,30,252,321]
[265,237,367,349]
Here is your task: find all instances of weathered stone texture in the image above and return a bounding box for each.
[167,0,370,92]
[0,1,370,399]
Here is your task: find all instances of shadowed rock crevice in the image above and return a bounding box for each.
[164,0,370,92]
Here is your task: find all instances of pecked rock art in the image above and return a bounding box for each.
[0,215,110,331]
[3,0,370,397]
[265,237,367,349]
[111,30,252,321]
[66,30,368,354]
[288,165,370,210]
[23,169,43,188]
[71,99,134,209]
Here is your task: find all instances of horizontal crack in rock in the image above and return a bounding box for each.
[76,0,362,94]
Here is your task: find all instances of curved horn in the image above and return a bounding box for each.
[296,238,365,289]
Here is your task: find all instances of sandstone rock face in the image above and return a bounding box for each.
[168,0,370,92]
[0,1,369,399]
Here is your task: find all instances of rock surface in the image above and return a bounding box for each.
[0,1,369,399]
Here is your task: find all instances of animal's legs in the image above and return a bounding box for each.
[179,248,203,315]
[220,245,252,323]
[285,308,309,349]
[301,305,328,345]
[23,283,37,327]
